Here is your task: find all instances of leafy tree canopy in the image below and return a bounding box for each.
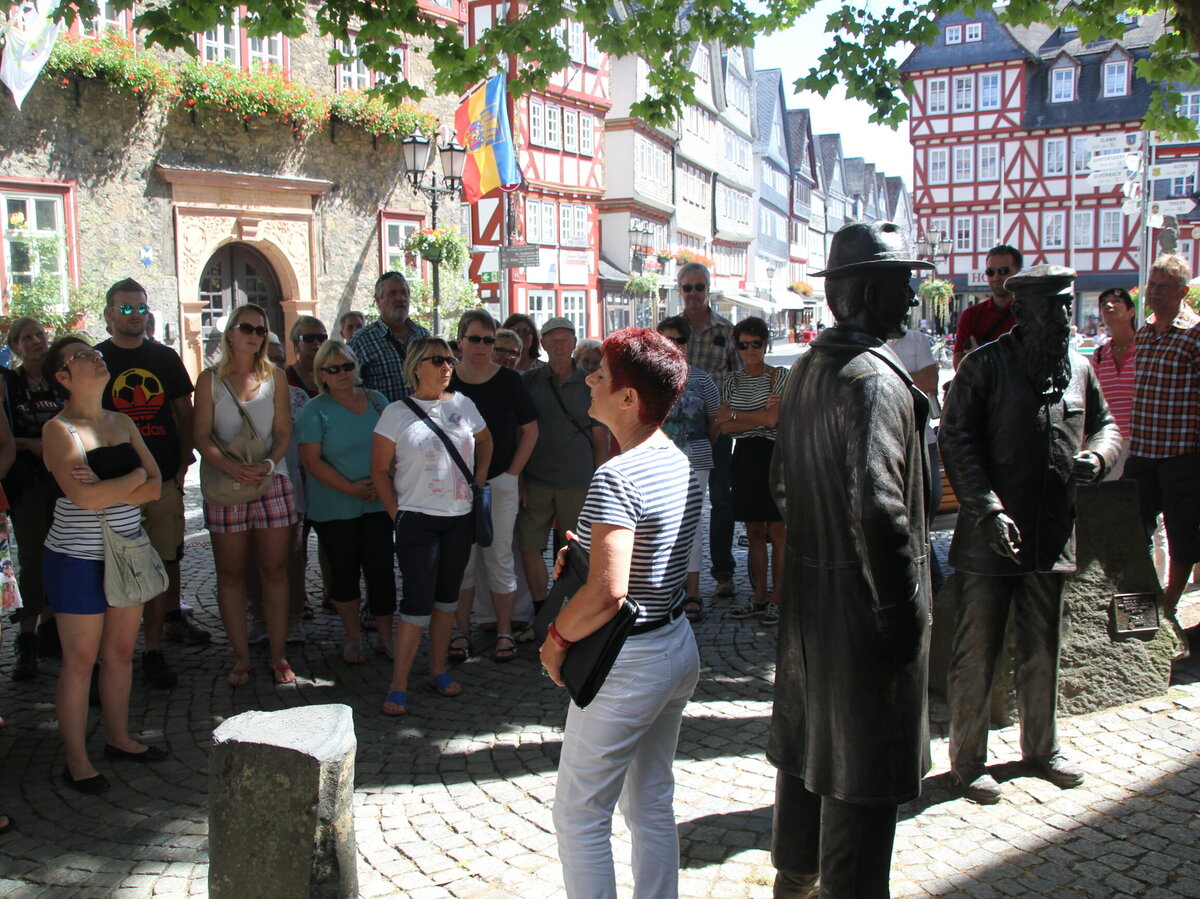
[52,0,1199,136]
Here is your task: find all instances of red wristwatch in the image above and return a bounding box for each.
[547,622,573,649]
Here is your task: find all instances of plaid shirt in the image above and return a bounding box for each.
[347,318,430,403]
[685,308,742,391]
[1130,308,1200,459]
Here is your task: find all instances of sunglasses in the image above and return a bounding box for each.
[235,322,268,337]
[985,266,1013,277]
[298,333,327,344]
[680,283,707,293]
[494,347,520,358]
[60,347,103,370]
[464,335,496,345]
[320,362,356,375]
[737,340,765,350]
[511,326,533,336]
[422,355,457,367]
[117,303,149,316]
[665,335,688,346]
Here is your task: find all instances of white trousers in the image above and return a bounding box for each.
[460,471,521,594]
[553,613,700,899]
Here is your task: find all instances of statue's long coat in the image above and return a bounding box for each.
[768,327,931,806]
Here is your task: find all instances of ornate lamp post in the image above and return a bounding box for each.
[916,227,953,270]
[400,134,468,336]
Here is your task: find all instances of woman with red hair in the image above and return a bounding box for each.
[540,328,703,898]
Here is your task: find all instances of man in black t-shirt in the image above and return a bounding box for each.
[97,278,207,689]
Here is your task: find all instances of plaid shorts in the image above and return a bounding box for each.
[204,474,298,534]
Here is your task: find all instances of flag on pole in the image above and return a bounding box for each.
[454,73,521,204]
[1,0,63,110]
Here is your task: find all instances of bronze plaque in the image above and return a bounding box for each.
[1110,592,1160,635]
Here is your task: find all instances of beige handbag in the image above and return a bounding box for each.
[200,377,271,506]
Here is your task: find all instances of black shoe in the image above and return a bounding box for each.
[12,632,38,681]
[1026,753,1085,789]
[36,619,61,658]
[104,743,169,762]
[61,768,110,794]
[142,651,178,689]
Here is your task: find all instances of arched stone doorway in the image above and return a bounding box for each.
[198,243,283,366]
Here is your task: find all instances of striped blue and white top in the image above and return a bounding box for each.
[720,365,789,441]
[45,497,142,561]
[576,440,702,625]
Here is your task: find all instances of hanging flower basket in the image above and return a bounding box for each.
[624,273,661,296]
[404,228,468,271]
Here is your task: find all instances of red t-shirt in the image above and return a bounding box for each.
[955,298,1016,354]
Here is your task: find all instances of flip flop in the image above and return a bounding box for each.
[227,667,250,687]
[382,690,408,716]
[431,673,462,696]
[493,633,517,663]
[273,662,297,685]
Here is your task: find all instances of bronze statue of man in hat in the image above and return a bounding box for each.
[940,265,1120,805]
[769,221,935,897]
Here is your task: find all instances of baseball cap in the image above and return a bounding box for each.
[540,317,575,338]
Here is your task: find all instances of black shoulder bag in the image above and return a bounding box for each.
[401,397,493,547]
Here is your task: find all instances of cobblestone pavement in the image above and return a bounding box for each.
[3,503,1200,896]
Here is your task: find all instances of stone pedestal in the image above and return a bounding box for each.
[931,480,1174,715]
[209,704,357,899]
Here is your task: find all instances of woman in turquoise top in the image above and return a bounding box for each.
[295,339,392,664]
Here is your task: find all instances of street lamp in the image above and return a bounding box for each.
[917,227,953,269]
[401,133,468,336]
[628,220,653,273]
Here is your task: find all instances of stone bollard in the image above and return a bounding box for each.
[209,704,358,899]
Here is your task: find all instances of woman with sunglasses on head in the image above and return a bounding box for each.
[502,313,543,372]
[285,315,327,398]
[194,304,299,686]
[372,336,493,715]
[448,311,538,663]
[295,340,393,664]
[40,336,166,793]
[493,328,522,368]
[2,317,64,680]
[714,316,789,625]
[657,316,721,623]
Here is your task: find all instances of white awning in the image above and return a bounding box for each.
[721,291,776,313]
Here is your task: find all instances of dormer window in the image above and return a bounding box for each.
[1115,13,1135,25]
[1062,23,1078,34]
[946,25,962,44]
[1103,60,1129,98]
[1051,66,1076,103]
[965,22,982,42]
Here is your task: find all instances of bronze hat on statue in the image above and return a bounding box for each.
[813,221,935,279]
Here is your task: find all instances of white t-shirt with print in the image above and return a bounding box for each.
[374,392,487,517]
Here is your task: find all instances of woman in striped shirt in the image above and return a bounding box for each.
[41,336,166,794]
[540,329,702,899]
[1091,287,1137,479]
[714,316,789,624]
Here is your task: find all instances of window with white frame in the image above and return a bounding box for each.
[1103,60,1128,98]
[370,45,407,88]
[526,199,557,245]
[636,136,671,186]
[929,148,949,184]
[979,72,1001,110]
[562,291,587,333]
[585,31,601,68]
[680,162,708,207]
[248,33,283,69]
[3,190,69,302]
[1170,173,1197,198]
[978,144,1000,181]
[559,204,589,248]
[759,206,786,242]
[977,214,998,250]
[545,105,562,149]
[202,13,240,65]
[336,36,370,91]
[1180,92,1200,127]
[529,100,545,146]
[1072,209,1094,248]
[1044,137,1067,175]
[568,21,585,62]
[579,114,594,156]
[953,146,974,182]
[713,244,746,278]
[1179,238,1194,266]
[1051,67,1075,103]
[1043,211,1065,249]
[82,0,129,36]
[693,45,710,82]
[945,24,962,44]
[926,78,948,114]
[1072,137,1091,174]
[383,216,421,271]
[965,22,982,41]
[563,109,578,152]
[721,126,750,170]
[716,184,751,225]
[526,291,555,326]
[928,216,950,243]
[1100,209,1123,246]
[729,79,750,116]
[954,75,974,112]
[954,216,973,252]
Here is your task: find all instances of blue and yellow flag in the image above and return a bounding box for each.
[455,73,522,204]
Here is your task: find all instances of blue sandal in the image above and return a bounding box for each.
[382,690,408,716]
[431,673,462,696]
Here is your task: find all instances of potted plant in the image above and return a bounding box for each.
[403,228,469,270]
[917,278,955,324]
[624,273,661,295]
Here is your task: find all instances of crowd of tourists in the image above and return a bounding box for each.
[2,243,1197,898]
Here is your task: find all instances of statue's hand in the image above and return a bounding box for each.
[986,511,1022,562]
[1071,450,1103,484]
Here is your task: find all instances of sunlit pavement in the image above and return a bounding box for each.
[2,457,1200,896]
